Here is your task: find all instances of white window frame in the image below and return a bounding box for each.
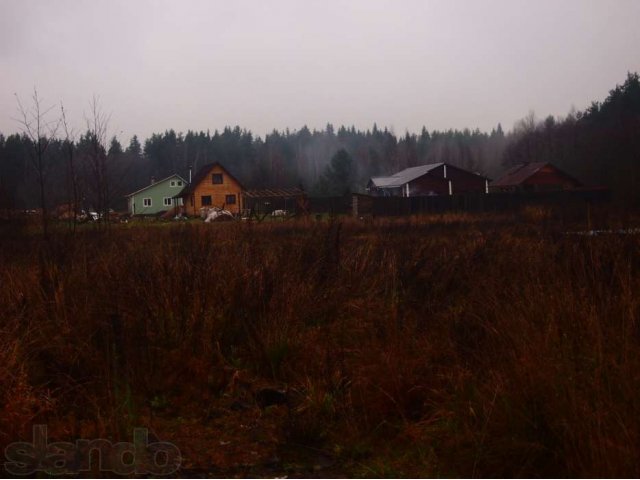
[163,197,173,207]
[170,180,184,187]
[143,198,152,207]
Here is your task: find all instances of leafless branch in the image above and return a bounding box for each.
[61,104,75,143]
[13,88,61,238]
[82,95,114,226]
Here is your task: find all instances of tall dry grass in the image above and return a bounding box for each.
[1,213,639,476]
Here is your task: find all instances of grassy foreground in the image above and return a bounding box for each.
[1,211,640,477]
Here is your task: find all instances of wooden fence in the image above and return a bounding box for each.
[307,196,352,215]
[351,189,611,217]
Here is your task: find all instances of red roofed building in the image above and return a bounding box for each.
[490,162,582,193]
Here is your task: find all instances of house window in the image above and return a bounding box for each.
[171,180,183,187]
[201,195,212,206]
[163,197,173,207]
[170,181,176,187]
[143,198,152,207]
[225,194,236,205]
[212,173,223,184]
[177,180,183,186]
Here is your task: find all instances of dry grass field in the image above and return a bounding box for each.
[1,210,640,477]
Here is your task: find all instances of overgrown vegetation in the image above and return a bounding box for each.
[2,212,640,476]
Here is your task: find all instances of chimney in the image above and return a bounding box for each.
[188,165,193,183]
[150,176,156,185]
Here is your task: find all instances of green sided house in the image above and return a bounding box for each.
[125,174,186,216]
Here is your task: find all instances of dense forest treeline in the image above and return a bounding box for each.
[1,72,639,212]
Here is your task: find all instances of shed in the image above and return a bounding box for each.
[242,187,308,217]
[367,163,489,197]
[490,162,582,193]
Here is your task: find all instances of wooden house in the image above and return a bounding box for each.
[367,163,489,197]
[125,174,186,216]
[490,162,582,193]
[178,163,244,215]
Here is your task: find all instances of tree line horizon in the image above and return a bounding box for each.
[1,72,639,215]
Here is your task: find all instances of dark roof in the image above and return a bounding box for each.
[243,187,305,198]
[178,162,245,197]
[125,174,186,197]
[491,162,579,187]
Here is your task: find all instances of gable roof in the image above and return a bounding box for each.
[491,162,580,187]
[178,162,245,197]
[370,163,444,188]
[125,174,187,197]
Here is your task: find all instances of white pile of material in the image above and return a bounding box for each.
[204,208,234,222]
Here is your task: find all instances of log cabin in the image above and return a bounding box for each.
[178,163,244,215]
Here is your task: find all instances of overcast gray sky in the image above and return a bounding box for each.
[1,0,639,141]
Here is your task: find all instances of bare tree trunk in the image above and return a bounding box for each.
[14,88,60,239]
[85,96,111,230]
[61,105,80,233]
[36,142,48,237]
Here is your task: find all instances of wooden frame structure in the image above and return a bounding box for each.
[241,187,308,221]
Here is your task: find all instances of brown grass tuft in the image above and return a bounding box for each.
[1,213,640,476]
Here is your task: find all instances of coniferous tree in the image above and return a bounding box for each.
[314,148,356,195]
